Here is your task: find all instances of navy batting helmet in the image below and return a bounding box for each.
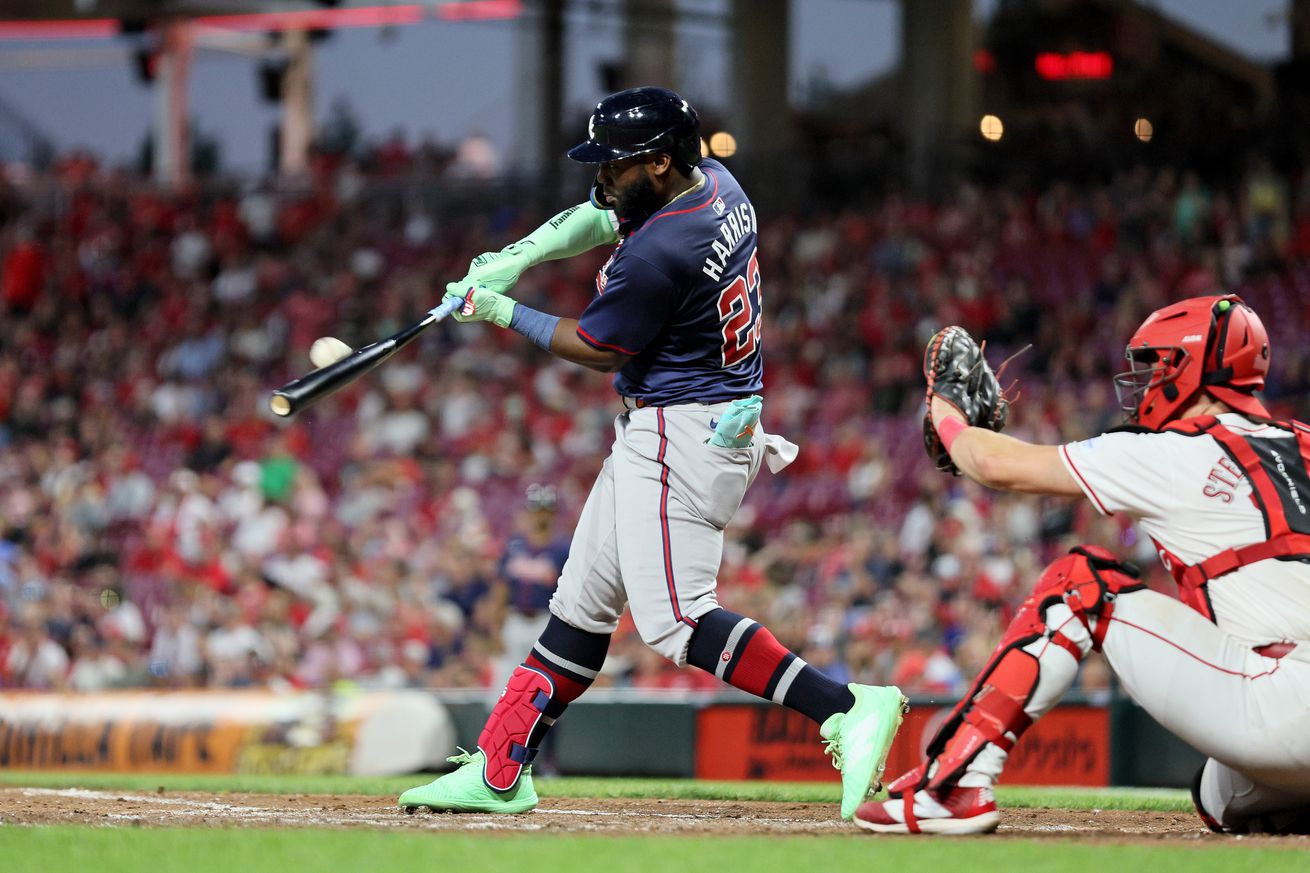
[567,87,701,172]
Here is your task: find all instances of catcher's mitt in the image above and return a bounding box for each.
[922,326,1016,475]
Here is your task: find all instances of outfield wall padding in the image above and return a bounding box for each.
[0,690,453,776]
[435,692,1200,787]
[0,690,1202,786]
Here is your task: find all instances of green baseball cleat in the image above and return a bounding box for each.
[820,684,909,820]
[399,749,539,814]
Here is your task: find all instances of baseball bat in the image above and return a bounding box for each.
[269,296,464,417]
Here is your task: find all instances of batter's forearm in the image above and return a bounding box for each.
[455,204,620,297]
[550,319,630,373]
[519,203,620,266]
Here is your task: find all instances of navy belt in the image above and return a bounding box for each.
[620,395,750,411]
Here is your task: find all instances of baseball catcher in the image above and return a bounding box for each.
[857,296,1310,836]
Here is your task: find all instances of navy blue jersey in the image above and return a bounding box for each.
[499,534,570,614]
[577,159,764,406]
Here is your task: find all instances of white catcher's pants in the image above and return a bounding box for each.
[971,587,1310,827]
[1104,590,1310,795]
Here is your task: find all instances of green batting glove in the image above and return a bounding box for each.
[710,395,763,448]
[444,284,517,329]
[451,242,536,296]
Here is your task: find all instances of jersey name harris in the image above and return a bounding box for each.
[701,199,757,281]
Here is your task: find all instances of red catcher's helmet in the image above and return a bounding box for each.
[1113,294,1271,429]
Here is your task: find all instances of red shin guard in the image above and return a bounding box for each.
[477,666,554,792]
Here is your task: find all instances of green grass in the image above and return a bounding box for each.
[2,826,1307,873]
[0,769,1193,812]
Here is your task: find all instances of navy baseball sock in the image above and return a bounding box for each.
[687,608,855,724]
[519,615,611,746]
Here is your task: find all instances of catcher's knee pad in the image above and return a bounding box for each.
[477,666,554,792]
[890,546,1143,794]
[1029,545,1143,650]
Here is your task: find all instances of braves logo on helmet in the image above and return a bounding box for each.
[1113,294,1271,429]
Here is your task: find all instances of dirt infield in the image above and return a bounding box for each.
[0,785,1279,844]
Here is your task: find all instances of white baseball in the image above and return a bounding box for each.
[309,337,353,369]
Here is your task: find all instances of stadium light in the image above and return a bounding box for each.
[709,131,737,158]
[1134,118,1154,142]
[979,115,1003,142]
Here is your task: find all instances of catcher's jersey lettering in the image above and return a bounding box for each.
[1060,414,1310,642]
[1203,455,1245,503]
[576,159,765,406]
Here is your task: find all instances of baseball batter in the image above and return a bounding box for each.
[399,87,906,820]
[856,295,1310,836]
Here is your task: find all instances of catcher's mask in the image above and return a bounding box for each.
[1113,294,1270,429]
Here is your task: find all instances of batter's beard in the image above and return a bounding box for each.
[614,174,663,228]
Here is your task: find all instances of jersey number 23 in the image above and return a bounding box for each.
[717,247,762,368]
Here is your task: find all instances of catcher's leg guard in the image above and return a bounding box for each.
[891,546,1143,794]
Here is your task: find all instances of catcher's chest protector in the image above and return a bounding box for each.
[1158,415,1310,620]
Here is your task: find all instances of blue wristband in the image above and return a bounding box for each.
[509,304,560,352]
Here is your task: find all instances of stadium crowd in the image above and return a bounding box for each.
[2,148,1309,698]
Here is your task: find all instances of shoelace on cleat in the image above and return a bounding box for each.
[446,746,476,766]
[822,735,844,771]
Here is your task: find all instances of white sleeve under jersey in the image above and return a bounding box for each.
[1059,414,1310,642]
